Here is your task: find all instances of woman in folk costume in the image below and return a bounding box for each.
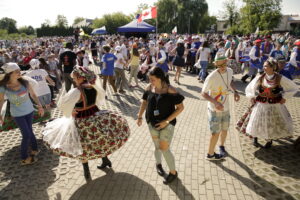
[245,58,297,148]
[43,66,130,181]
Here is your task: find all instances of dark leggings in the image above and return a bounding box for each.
[13,112,37,160]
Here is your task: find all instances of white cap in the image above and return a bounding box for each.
[177,39,184,43]
[149,40,155,45]
[29,59,40,69]
[115,46,121,51]
[1,62,20,74]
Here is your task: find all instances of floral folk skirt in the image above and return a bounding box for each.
[44,111,130,161]
[246,103,293,140]
[228,59,242,74]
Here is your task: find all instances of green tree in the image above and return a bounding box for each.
[41,19,51,27]
[73,17,85,25]
[222,0,240,27]
[92,12,131,34]
[0,17,18,34]
[240,0,282,33]
[18,26,35,35]
[157,0,178,33]
[199,14,217,33]
[92,18,106,29]
[56,15,68,27]
[156,0,209,34]
[0,29,8,39]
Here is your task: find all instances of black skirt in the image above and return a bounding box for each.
[91,50,98,57]
[173,56,185,67]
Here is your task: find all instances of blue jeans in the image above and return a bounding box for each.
[198,61,209,80]
[13,112,38,160]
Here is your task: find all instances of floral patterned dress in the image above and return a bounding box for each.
[244,73,298,140]
[43,87,130,161]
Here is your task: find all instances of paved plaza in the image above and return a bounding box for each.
[0,65,299,200]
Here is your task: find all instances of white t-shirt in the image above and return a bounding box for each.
[114,53,125,69]
[202,68,233,112]
[121,44,128,60]
[25,69,50,96]
[198,47,211,61]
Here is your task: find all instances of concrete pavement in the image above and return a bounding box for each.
[0,66,299,200]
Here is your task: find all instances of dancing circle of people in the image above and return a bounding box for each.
[0,33,299,184]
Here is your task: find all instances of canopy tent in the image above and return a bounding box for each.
[91,26,107,34]
[117,20,155,33]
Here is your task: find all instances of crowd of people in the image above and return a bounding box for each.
[0,31,299,184]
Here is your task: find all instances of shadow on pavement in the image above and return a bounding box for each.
[0,140,60,200]
[233,79,248,96]
[107,96,140,119]
[180,83,202,95]
[212,154,296,200]
[294,91,300,97]
[254,142,300,179]
[167,178,196,200]
[175,87,200,100]
[69,172,159,200]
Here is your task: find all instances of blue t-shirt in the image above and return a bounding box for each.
[191,42,201,56]
[101,53,117,76]
[0,85,34,117]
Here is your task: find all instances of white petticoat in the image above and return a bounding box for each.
[42,117,83,156]
[246,102,293,139]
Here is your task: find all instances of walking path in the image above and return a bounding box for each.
[0,66,299,200]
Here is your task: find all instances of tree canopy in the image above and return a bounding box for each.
[73,17,85,26]
[56,15,68,27]
[0,17,18,34]
[92,12,131,34]
[156,0,214,34]
[225,0,282,34]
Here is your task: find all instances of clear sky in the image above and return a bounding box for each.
[0,0,299,28]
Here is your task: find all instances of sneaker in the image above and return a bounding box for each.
[219,146,227,157]
[206,153,224,160]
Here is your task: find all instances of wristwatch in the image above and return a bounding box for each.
[165,120,170,124]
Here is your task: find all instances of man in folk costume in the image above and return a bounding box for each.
[190,36,201,74]
[241,39,263,83]
[225,42,241,74]
[156,41,169,76]
[261,36,274,63]
[287,40,300,78]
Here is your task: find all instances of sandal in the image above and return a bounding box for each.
[20,156,38,166]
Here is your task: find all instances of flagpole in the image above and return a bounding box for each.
[156,6,158,39]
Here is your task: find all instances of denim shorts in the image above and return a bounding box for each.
[148,123,175,143]
[38,93,51,106]
[208,109,230,134]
